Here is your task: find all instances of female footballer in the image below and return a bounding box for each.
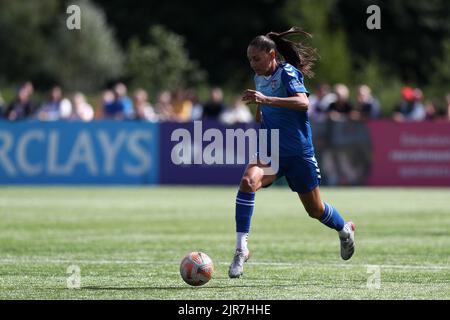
[229,27,355,278]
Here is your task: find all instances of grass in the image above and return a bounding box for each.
[0,186,449,299]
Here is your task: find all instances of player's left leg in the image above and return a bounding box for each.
[298,187,355,260]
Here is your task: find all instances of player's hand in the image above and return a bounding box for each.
[243,89,268,104]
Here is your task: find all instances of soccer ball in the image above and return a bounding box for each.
[180,251,214,286]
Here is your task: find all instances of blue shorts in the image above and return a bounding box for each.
[264,156,321,194]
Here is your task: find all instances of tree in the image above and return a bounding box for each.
[126,25,206,95]
[427,39,450,100]
[93,0,286,89]
[0,0,124,91]
[0,0,60,84]
[279,0,353,86]
[335,0,450,85]
[47,0,124,92]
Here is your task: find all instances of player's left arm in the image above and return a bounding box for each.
[243,90,309,111]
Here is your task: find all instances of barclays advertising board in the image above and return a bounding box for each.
[0,121,159,184]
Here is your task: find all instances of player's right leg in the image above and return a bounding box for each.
[229,163,277,278]
[239,163,277,192]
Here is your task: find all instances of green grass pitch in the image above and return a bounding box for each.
[0,186,449,299]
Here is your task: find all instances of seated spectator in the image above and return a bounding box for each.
[4,83,36,121]
[102,89,126,120]
[351,85,381,120]
[71,92,94,121]
[202,87,227,120]
[132,88,158,122]
[172,90,193,122]
[37,86,72,121]
[114,83,134,119]
[220,97,253,125]
[327,84,353,121]
[392,87,425,122]
[308,84,336,122]
[186,89,203,121]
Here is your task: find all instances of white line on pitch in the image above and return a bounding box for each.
[0,258,448,270]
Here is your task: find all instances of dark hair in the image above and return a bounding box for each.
[249,27,317,78]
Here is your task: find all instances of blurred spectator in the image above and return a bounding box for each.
[393,86,414,121]
[413,88,426,119]
[155,90,174,121]
[101,90,115,118]
[37,86,72,121]
[132,88,158,122]
[172,90,192,122]
[351,85,381,120]
[392,87,426,122]
[186,89,203,120]
[220,97,253,125]
[308,84,336,122]
[4,83,36,121]
[114,83,134,119]
[103,89,126,120]
[327,84,353,121]
[424,101,434,121]
[71,92,94,121]
[22,81,34,97]
[202,87,226,120]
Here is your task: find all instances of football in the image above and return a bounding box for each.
[180,252,214,286]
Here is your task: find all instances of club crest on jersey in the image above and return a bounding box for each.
[270,79,278,90]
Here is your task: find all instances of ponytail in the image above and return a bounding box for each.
[249,27,317,78]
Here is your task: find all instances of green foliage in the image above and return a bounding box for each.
[426,40,450,99]
[0,0,448,103]
[46,0,124,92]
[336,0,450,85]
[279,0,353,86]
[280,0,372,114]
[0,0,60,82]
[0,0,124,92]
[93,0,284,89]
[126,25,207,96]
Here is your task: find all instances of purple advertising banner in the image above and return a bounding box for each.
[367,120,450,186]
[159,121,259,185]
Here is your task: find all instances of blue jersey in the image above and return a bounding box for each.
[255,62,314,158]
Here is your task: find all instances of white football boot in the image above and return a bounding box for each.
[339,221,356,260]
[228,249,250,278]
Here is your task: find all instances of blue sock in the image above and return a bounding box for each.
[235,191,255,232]
[320,202,345,231]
